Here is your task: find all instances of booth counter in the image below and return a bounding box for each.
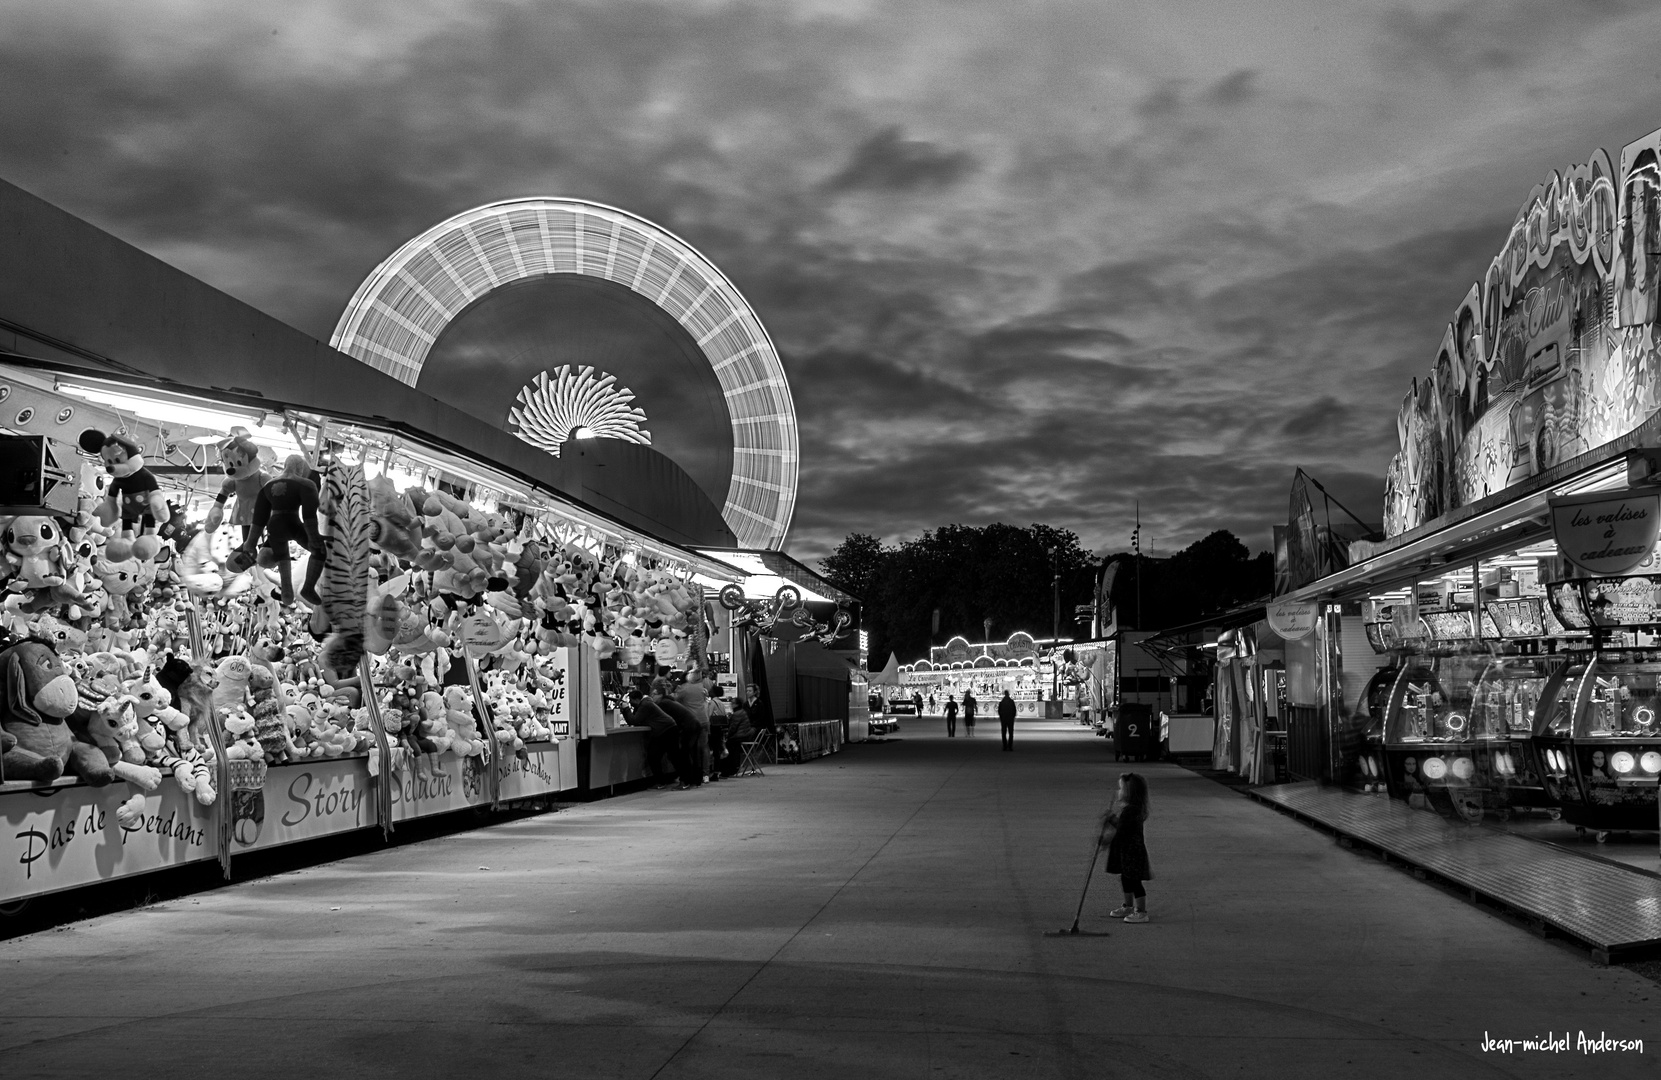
[3,741,577,904]
[577,728,653,795]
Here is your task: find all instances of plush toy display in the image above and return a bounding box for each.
[0,382,754,867]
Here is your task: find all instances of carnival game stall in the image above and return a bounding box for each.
[899,633,1072,718]
[0,362,735,905]
[697,549,859,760]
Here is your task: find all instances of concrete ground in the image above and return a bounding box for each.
[3,718,1656,1079]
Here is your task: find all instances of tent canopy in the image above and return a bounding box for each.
[864,652,900,686]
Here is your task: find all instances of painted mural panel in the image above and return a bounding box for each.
[1383,133,1661,536]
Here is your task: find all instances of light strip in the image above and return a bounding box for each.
[56,382,264,432]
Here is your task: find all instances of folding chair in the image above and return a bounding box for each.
[737,729,772,777]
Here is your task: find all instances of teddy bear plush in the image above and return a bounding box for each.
[430,686,476,758]
[282,704,324,759]
[221,707,261,761]
[414,692,455,756]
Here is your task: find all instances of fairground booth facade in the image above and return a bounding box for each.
[1255,125,1661,963]
[0,184,857,909]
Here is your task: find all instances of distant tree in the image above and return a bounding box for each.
[824,523,1095,664]
[820,533,890,601]
[1100,529,1272,629]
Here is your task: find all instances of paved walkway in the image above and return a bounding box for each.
[3,719,1656,1078]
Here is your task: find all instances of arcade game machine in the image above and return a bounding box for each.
[1467,652,1560,818]
[1383,646,1494,820]
[1378,569,1526,821]
[1532,574,1661,841]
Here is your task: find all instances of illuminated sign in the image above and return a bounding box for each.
[1549,489,1661,576]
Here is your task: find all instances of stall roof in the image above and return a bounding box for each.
[0,178,742,570]
[1143,598,1271,648]
[1281,423,1659,605]
[0,354,743,582]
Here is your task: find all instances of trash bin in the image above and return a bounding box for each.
[1114,703,1158,762]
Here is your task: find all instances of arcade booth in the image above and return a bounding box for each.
[899,632,1075,718]
[0,180,815,909]
[1269,126,1661,858]
[1246,126,1661,962]
[0,358,746,905]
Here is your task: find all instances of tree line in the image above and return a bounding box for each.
[821,524,1272,666]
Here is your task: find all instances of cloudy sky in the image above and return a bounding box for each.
[3,0,1660,563]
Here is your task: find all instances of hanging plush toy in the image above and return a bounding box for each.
[204,433,271,542]
[1,515,71,593]
[316,458,371,677]
[229,455,324,605]
[81,430,172,562]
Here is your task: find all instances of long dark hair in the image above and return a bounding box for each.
[1119,772,1149,822]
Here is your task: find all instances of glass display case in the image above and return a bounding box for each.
[1466,656,1559,814]
[1532,653,1661,834]
[1381,653,1495,821]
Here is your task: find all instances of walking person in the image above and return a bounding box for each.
[998,690,1017,750]
[675,668,713,781]
[962,690,977,737]
[1102,772,1153,923]
[944,695,959,737]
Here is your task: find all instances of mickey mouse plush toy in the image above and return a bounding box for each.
[80,429,173,562]
[204,432,270,542]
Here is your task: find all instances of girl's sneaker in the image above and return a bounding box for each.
[1123,911,1149,923]
[1106,905,1134,918]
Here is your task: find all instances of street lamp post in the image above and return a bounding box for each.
[1049,547,1061,702]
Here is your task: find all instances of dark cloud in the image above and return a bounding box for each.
[1279,396,1352,438]
[1,0,1656,570]
[1202,69,1260,107]
[1377,0,1646,77]
[824,126,977,193]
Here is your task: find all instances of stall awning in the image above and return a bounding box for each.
[1283,427,1659,604]
[1142,598,1270,649]
[693,548,859,606]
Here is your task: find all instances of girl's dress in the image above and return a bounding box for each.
[1104,809,1152,881]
